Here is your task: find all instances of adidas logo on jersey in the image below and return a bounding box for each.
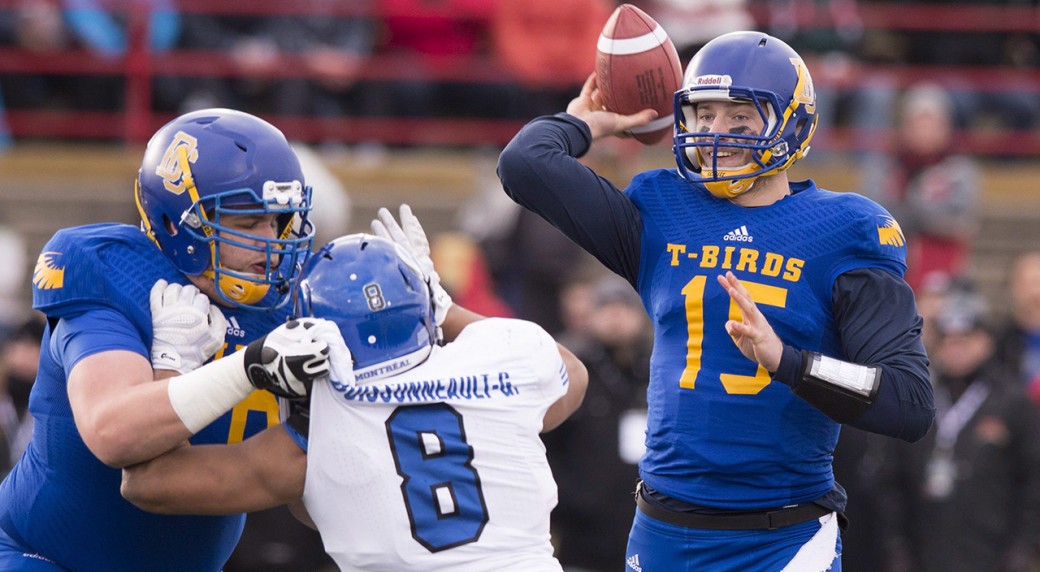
[626,554,643,572]
[724,225,753,242]
[226,316,246,338]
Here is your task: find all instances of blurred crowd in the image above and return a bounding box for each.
[0,0,1037,151]
[1,1,1039,571]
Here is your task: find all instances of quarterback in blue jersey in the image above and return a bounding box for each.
[498,31,935,571]
[0,109,343,571]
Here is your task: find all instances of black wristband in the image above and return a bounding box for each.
[242,334,274,391]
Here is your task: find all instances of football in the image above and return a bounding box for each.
[595,4,683,145]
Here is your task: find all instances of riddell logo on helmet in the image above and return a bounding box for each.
[695,75,731,87]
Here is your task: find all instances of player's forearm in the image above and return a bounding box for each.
[122,426,306,515]
[841,362,934,441]
[88,352,259,467]
[83,394,195,468]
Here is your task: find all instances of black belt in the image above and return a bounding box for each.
[635,487,831,531]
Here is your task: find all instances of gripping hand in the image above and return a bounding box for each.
[243,318,338,399]
[150,279,227,374]
[371,204,453,328]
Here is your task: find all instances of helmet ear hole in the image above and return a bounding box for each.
[795,118,809,140]
[163,215,178,237]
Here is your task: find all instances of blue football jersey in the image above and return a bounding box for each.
[628,171,906,509]
[0,223,291,572]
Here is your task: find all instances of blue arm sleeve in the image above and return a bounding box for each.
[774,268,935,442]
[497,113,643,284]
[54,305,148,373]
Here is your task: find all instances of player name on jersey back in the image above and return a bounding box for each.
[330,374,519,404]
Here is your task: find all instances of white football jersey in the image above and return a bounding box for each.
[303,318,570,571]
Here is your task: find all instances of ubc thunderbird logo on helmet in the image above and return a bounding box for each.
[789,57,816,113]
[156,132,199,195]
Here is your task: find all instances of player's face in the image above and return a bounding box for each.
[216,212,282,275]
[186,210,286,306]
[692,100,765,168]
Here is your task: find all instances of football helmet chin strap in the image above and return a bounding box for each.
[201,268,271,306]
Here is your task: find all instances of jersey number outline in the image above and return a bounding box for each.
[386,403,489,552]
[679,275,788,394]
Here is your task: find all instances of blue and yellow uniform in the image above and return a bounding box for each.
[499,113,935,570]
[0,224,287,572]
[630,168,907,508]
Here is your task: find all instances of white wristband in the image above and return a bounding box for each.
[806,353,880,399]
[167,351,253,433]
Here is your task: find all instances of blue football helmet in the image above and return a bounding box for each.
[294,234,437,383]
[673,31,819,199]
[136,108,315,310]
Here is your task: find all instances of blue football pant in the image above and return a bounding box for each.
[624,508,842,572]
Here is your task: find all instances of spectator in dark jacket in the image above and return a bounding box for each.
[879,289,1040,572]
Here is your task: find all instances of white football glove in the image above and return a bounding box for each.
[242,318,339,399]
[371,204,453,329]
[150,279,227,374]
[307,318,355,388]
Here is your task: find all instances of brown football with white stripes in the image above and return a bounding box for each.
[594,3,683,145]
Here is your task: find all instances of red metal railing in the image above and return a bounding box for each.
[0,0,1037,153]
